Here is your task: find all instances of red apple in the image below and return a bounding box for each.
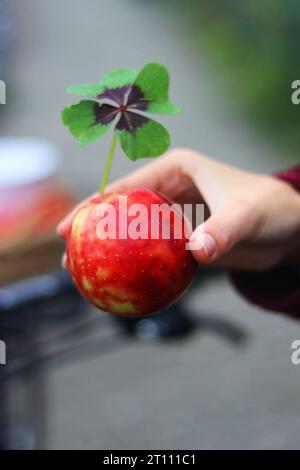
[66,188,197,316]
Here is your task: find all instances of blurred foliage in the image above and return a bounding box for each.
[148,0,300,159]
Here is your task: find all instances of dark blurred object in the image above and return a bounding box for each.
[0,269,85,450]
[114,293,248,345]
[0,270,86,381]
[0,420,36,450]
[0,269,248,449]
[115,303,197,340]
[0,269,78,315]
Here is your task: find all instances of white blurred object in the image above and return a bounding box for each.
[0,137,63,242]
[0,137,60,189]
[0,137,72,265]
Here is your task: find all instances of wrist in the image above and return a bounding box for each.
[285,190,300,265]
[274,169,300,265]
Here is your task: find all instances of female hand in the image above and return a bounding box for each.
[58,148,300,271]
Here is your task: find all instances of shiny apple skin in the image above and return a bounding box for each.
[66,188,197,316]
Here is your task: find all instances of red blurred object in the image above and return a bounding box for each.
[0,138,74,283]
[0,182,73,251]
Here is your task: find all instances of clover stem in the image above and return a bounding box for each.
[99,131,118,194]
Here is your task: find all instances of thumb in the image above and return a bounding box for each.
[189,200,254,264]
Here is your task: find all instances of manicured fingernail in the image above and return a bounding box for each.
[202,233,217,258]
[190,232,217,259]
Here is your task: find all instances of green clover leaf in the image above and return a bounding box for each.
[99,68,138,90]
[66,84,104,97]
[133,62,169,101]
[62,100,113,146]
[67,68,138,97]
[117,120,170,161]
[147,100,181,115]
[61,62,180,191]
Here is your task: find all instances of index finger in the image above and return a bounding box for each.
[105,154,175,194]
[57,154,176,239]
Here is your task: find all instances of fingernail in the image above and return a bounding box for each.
[56,226,62,236]
[61,254,67,269]
[190,232,217,259]
[56,221,65,236]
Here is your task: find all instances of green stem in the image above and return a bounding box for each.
[99,131,118,194]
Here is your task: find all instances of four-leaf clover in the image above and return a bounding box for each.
[62,63,180,161]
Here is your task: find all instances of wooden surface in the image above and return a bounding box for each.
[0,235,65,285]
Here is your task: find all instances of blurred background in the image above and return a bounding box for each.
[0,0,300,450]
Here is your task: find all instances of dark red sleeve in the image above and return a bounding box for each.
[230,166,300,317]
